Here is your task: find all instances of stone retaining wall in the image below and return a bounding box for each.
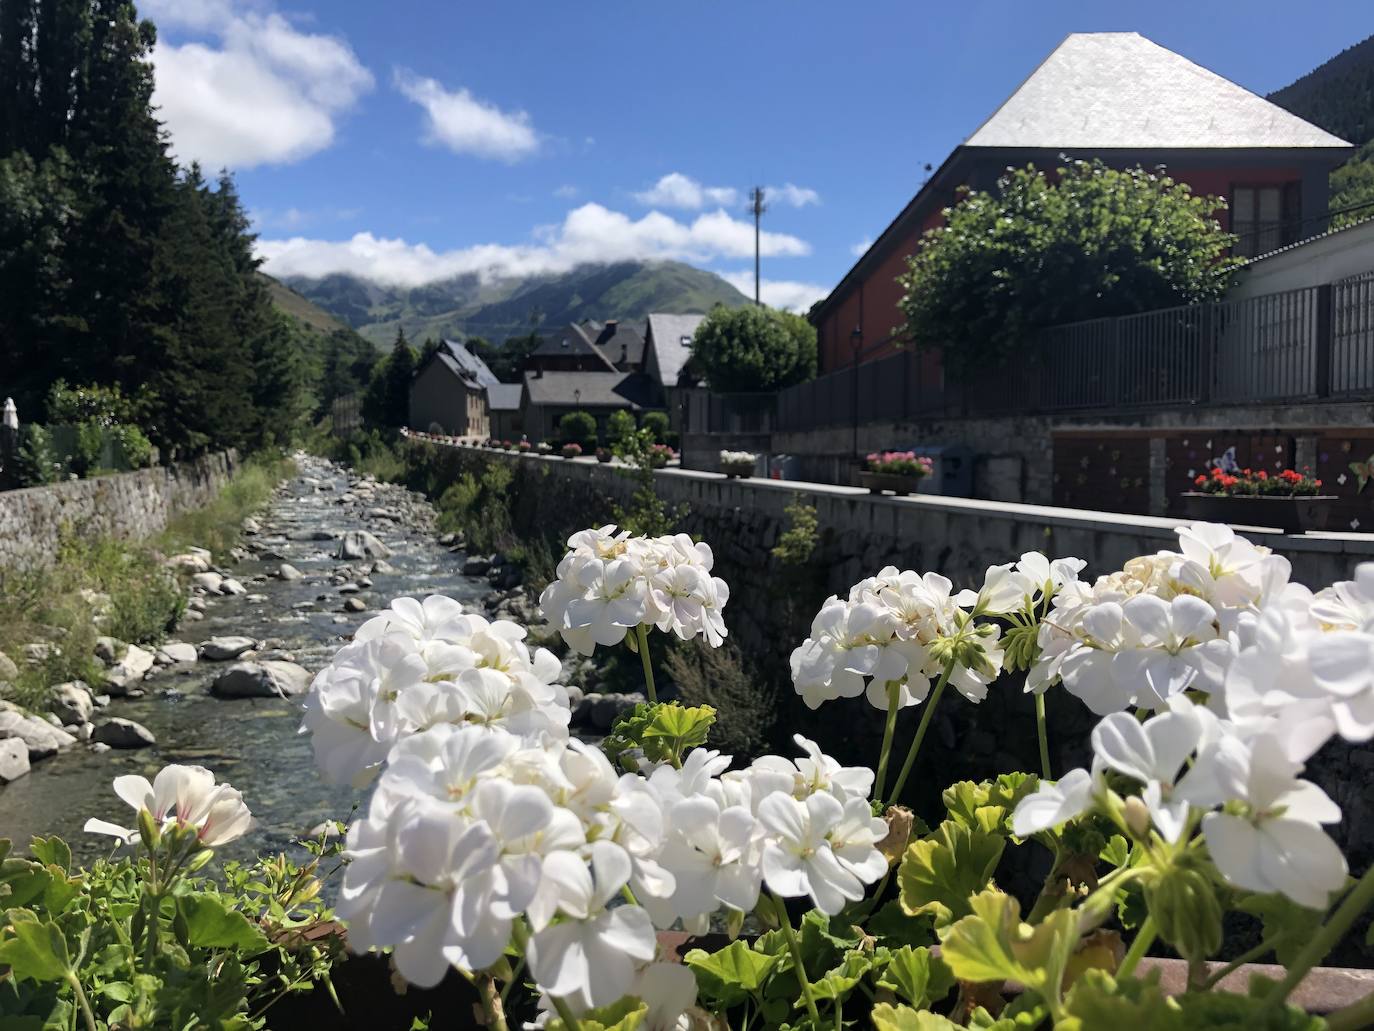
[0,451,238,568]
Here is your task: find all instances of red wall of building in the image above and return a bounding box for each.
[815,163,1302,375]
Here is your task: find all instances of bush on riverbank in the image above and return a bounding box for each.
[306,428,407,484]
[159,453,295,561]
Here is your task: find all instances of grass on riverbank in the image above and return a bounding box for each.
[0,453,293,711]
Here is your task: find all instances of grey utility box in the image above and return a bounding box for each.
[910,444,974,497]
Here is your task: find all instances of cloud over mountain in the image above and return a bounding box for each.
[394,69,539,161]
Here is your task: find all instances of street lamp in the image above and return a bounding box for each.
[850,324,863,463]
[574,389,581,409]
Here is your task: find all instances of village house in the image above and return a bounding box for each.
[408,339,498,438]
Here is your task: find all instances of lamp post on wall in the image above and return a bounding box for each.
[850,324,863,462]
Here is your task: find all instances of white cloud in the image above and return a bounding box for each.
[150,8,373,170]
[719,271,829,313]
[634,173,739,210]
[394,69,538,161]
[253,206,361,231]
[766,183,821,208]
[553,184,579,199]
[258,202,810,288]
[851,236,873,257]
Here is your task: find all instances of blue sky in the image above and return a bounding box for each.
[143,0,1373,310]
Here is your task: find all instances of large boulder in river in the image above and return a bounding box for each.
[0,738,28,782]
[48,682,94,725]
[199,636,256,661]
[91,717,155,749]
[0,707,76,759]
[156,641,198,665]
[335,530,392,561]
[210,660,311,699]
[103,644,155,696]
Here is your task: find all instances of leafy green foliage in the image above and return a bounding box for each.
[547,996,649,1031]
[431,460,514,554]
[557,410,597,447]
[898,821,1006,927]
[641,410,670,445]
[601,701,716,772]
[611,427,685,536]
[1145,862,1222,964]
[686,941,782,1008]
[875,946,955,1009]
[897,159,1238,377]
[662,638,777,756]
[941,774,1039,837]
[605,409,637,447]
[771,497,819,567]
[362,328,418,429]
[690,304,818,393]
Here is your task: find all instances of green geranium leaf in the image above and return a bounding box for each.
[1173,991,1325,1030]
[642,703,715,749]
[938,890,1078,1016]
[805,950,873,1004]
[25,840,69,875]
[1239,894,1329,967]
[177,894,270,954]
[549,997,647,1031]
[1145,864,1222,963]
[0,861,51,910]
[898,821,1005,927]
[0,911,72,983]
[870,1003,963,1030]
[1099,834,1131,868]
[1060,969,1179,1031]
[876,945,955,1008]
[866,901,937,948]
[686,941,780,1007]
[942,774,1039,837]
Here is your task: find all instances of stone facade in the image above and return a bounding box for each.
[0,451,238,568]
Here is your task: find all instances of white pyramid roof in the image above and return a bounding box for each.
[965,32,1350,150]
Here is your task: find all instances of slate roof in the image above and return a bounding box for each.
[437,339,499,388]
[645,313,705,387]
[966,33,1351,151]
[522,370,658,409]
[485,383,523,411]
[590,321,646,368]
[529,327,616,370]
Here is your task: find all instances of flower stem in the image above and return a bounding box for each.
[476,972,510,1031]
[772,893,820,1026]
[1034,692,1052,780]
[1271,862,1374,1005]
[1201,935,1280,989]
[873,681,901,803]
[888,660,954,804]
[1325,989,1374,1031]
[66,975,97,1031]
[550,994,583,1031]
[634,623,657,704]
[1118,915,1157,977]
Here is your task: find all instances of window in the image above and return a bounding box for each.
[1232,184,1300,258]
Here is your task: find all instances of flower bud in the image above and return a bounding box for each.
[186,849,215,873]
[137,806,160,851]
[1123,796,1151,839]
[1145,865,1222,964]
[878,806,915,866]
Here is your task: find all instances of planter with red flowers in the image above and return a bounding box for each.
[1180,466,1335,533]
[859,450,934,496]
[647,443,676,469]
[595,447,613,463]
[560,442,583,460]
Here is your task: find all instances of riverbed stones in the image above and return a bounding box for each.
[199,636,256,661]
[275,563,302,581]
[462,555,492,576]
[335,530,392,560]
[156,641,198,665]
[94,636,120,665]
[167,552,212,573]
[342,597,366,613]
[219,577,247,596]
[192,571,224,593]
[104,644,154,695]
[242,516,261,535]
[0,651,16,681]
[49,681,94,725]
[210,660,311,698]
[0,738,28,782]
[23,642,54,665]
[0,707,76,759]
[91,717,155,749]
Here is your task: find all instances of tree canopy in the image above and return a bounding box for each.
[896,159,1239,377]
[689,305,817,393]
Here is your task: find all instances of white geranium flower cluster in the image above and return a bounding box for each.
[538,525,730,654]
[85,763,252,847]
[301,596,570,786]
[332,718,886,1010]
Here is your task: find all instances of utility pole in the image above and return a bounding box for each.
[749,186,767,306]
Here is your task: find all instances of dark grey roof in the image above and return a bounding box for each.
[437,339,499,388]
[529,327,616,370]
[590,321,646,368]
[522,370,658,409]
[966,33,1351,150]
[485,383,523,411]
[645,313,705,387]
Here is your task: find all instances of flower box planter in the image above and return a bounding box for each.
[596,451,613,463]
[721,464,754,479]
[860,471,927,497]
[1177,492,1337,533]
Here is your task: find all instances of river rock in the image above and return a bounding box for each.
[105,644,155,695]
[0,708,77,759]
[438,532,457,546]
[192,571,224,593]
[369,559,396,575]
[219,577,247,596]
[342,597,366,613]
[49,682,94,725]
[199,636,256,661]
[167,552,212,573]
[276,563,302,581]
[23,642,54,665]
[335,530,392,560]
[0,651,16,681]
[210,660,311,699]
[290,529,336,542]
[183,609,204,622]
[462,556,492,576]
[242,516,261,535]
[91,717,155,749]
[0,738,28,782]
[156,641,198,665]
[337,582,361,594]
[94,636,121,665]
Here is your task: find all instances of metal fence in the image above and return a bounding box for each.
[748,271,1374,435]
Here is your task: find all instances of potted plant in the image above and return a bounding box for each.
[648,443,675,469]
[595,447,613,463]
[536,441,553,455]
[720,449,757,478]
[1180,466,1334,533]
[561,442,583,459]
[516,440,532,453]
[860,450,934,496]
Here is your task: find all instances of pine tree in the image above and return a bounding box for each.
[384,328,417,427]
[0,0,39,155]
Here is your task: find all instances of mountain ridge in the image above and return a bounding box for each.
[279,259,751,347]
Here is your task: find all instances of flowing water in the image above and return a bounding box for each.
[0,457,487,868]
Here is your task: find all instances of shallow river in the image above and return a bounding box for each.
[0,457,487,868]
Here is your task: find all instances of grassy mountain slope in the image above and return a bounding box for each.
[1268,36,1374,226]
[284,260,750,347]
[260,273,353,336]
